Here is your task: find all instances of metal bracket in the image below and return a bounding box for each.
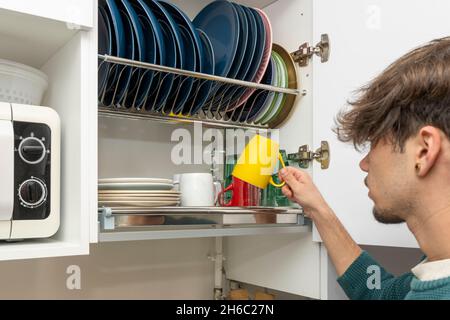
[288,141,330,169]
[291,34,330,67]
[98,207,115,231]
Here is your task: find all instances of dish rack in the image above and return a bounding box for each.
[98,54,300,129]
[97,55,306,240]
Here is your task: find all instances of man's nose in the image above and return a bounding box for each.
[360,154,369,172]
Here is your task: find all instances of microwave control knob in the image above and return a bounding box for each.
[18,137,46,164]
[18,178,47,208]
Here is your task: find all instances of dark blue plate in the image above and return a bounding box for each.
[239,6,258,81]
[148,19,177,110]
[222,7,266,111]
[168,24,196,114]
[121,0,148,107]
[102,0,134,106]
[212,3,250,111]
[235,58,274,123]
[100,0,126,105]
[185,29,215,116]
[143,0,185,112]
[98,6,111,97]
[221,5,259,110]
[131,0,165,108]
[159,1,201,114]
[227,3,248,80]
[193,0,239,77]
[245,8,266,83]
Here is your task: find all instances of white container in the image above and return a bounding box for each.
[0,58,48,105]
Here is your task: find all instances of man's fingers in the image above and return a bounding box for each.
[279,167,301,190]
[282,186,293,199]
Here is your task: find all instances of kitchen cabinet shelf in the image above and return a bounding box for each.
[98,54,299,130]
[98,206,308,242]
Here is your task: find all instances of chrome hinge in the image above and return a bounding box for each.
[291,34,330,67]
[288,141,330,169]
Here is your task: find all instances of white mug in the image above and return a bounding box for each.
[179,173,221,207]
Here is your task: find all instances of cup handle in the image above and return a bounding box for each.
[270,152,287,188]
[218,184,234,207]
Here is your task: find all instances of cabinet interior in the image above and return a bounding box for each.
[0,9,89,259]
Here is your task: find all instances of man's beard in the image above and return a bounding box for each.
[372,207,405,224]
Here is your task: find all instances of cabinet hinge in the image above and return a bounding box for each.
[291,34,330,67]
[288,141,330,169]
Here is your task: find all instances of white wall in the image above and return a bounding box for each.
[0,238,215,299]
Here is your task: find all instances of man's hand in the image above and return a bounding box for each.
[279,166,362,276]
[279,167,329,218]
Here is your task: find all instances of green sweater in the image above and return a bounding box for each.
[337,251,450,300]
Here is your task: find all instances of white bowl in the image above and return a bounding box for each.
[0,58,48,105]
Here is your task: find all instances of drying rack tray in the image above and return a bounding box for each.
[98,206,305,229]
[98,206,308,242]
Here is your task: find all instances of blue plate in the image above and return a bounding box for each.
[223,7,266,111]
[159,1,203,71]
[131,0,165,108]
[100,0,126,105]
[149,19,177,109]
[221,5,259,109]
[185,29,215,116]
[135,0,165,65]
[158,1,201,114]
[143,0,185,112]
[239,6,258,81]
[120,0,147,107]
[236,58,274,123]
[246,8,266,83]
[167,24,196,114]
[102,0,134,106]
[193,0,239,77]
[98,7,111,97]
[213,3,250,111]
[226,3,247,79]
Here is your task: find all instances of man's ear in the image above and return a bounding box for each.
[415,126,442,177]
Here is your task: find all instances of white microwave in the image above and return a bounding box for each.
[0,102,60,240]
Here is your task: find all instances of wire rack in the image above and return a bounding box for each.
[98,55,300,129]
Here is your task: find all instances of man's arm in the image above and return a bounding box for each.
[280,167,361,275]
[279,167,412,300]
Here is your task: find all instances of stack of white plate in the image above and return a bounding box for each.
[98,178,180,209]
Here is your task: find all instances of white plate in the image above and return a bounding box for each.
[98,182,174,191]
[98,178,173,184]
[98,190,180,195]
[99,200,180,207]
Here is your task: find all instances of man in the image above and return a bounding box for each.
[279,37,450,300]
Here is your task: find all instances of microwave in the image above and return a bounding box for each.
[0,102,60,240]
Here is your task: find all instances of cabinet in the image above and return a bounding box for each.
[1,0,448,300]
[0,0,96,260]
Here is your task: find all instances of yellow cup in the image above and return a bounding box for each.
[232,135,286,189]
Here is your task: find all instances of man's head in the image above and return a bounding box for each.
[335,37,450,224]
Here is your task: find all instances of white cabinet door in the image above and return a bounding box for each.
[312,0,450,247]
